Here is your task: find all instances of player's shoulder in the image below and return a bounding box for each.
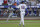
[19,4,26,6]
[20,3,26,5]
[24,4,26,5]
[23,4,26,6]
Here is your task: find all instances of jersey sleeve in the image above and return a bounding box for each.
[16,5,20,8]
[25,5,27,8]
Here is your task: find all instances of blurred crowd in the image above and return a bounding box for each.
[0,0,40,17]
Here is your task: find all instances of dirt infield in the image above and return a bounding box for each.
[0,17,40,20]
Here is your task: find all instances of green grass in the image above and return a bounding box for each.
[0,20,40,27]
[0,23,40,27]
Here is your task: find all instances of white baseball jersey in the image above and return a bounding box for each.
[17,4,27,12]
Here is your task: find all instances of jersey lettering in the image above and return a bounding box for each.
[21,6,25,9]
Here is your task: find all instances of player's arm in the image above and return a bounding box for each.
[15,5,20,12]
[26,8,29,16]
[16,5,20,9]
[25,5,29,16]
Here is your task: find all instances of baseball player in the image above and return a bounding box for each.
[16,1,28,27]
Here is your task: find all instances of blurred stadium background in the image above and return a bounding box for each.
[0,0,40,18]
[0,0,40,27]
